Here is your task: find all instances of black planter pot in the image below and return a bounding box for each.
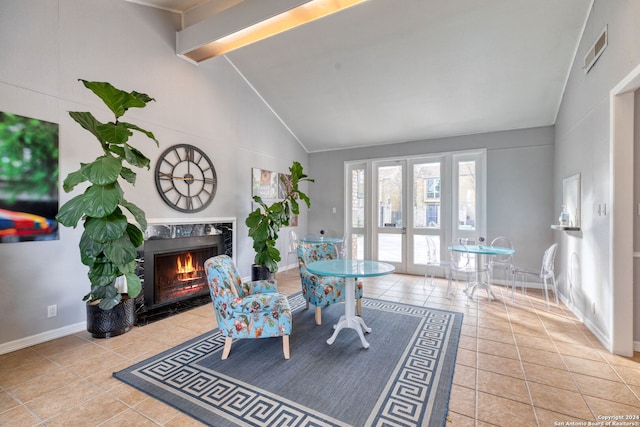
[86,296,135,338]
[251,264,272,281]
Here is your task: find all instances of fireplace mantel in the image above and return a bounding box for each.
[145,217,236,264]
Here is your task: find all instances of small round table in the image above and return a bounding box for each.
[448,244,515,301]
[305,259,395,348]
[299,236,343,244]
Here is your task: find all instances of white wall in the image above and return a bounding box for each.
[307,126,556,270]
[554,0,640,352]
[0,0,308,350]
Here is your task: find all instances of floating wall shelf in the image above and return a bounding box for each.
[551,225,581,231]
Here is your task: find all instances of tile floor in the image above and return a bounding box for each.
[1,272,640,426]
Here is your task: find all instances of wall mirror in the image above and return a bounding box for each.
[563,173,581,228]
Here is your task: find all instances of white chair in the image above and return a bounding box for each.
[337,232,349,258]
[511,243,559,309]
[285,230,299,275]
[488,236,513,286]
[423,237,451,290]
[448,243,477,300]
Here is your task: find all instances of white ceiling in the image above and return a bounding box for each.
[128,0,592,153]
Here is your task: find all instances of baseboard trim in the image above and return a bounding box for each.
[0,322,86,356]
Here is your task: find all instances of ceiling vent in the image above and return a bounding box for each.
[583,25,607,73]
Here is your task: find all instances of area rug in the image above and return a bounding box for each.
[114,293,463,427]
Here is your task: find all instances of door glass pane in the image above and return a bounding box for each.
[378,165,402,228]
[458,161,476,231]
[351,168,365,228]
[413,162,441,229]
[378,234,402,262]
[353,233,364,260]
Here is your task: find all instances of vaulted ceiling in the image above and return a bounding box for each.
[127,0,592,152]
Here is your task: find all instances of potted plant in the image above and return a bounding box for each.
[246,161,313,279]
[56,79,158,338]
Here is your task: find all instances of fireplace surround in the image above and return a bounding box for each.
[135,218,235,324]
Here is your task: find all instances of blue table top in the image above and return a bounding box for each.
[300,236,343,244]
[306,259,395,278]
[448,244,515,255]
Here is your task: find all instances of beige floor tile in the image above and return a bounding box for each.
[527,382,593,420]
[522,361,579,391]
[535,406,591,425]
[46,342,113,368]
[513,333,556,352]
[0,354,63,389]
[518,346,566,370]
[476,391,537,426]
[476,353,524,379]
[460,324,478,338]
[457,334,477,351]
[600,351,640,368]
[562,355,619,381]
[572,373,640,408]
[165,411,207,426]
[548,330,595,347]
[101,408,159,426]
[583,395,640,420]
[26,379,101,420]
[612,365,640,387]
[455,348,477,368]
[448,384,476,419]
[0,272,633,426]
[0,389,19,413]
[7,367,80,403]
[31,334,92,356]
[477,370,530,404]
[477,338,519,360]
[554,341,605,361]
[44,394,129,427]
[445,411,475,426]
[108,382,151,406]
[477,327,515,345]
[453,363,476,389]
[0,404,41,426]
[134,397,183,425]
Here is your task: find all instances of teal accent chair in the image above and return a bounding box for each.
[297,242,363,325]
[204,255,292,360]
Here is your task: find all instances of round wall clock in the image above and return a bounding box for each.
[154,144,217,213]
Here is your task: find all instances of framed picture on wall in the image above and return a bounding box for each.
[252,167,278,199]
[0,111,59,243]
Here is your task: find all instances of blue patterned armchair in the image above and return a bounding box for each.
[204,255,292,360]
[298,242,363,325]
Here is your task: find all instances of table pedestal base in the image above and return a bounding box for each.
[326,277,371,348]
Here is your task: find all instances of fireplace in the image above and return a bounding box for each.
[140,226,228,311]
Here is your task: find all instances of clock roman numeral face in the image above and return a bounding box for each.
[154,144,217,213]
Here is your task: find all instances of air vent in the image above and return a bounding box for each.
[584,25,607,73]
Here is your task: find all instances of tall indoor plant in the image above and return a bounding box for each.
[246,161,313,277]
[56,79,157,336]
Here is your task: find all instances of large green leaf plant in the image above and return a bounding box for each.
[56,80,158,310]
[246,161,313,274]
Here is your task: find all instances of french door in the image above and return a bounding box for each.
[345,150,486,274]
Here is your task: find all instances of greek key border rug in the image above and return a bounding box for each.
[114,294,463,427]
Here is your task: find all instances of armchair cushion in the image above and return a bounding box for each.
[298,242,363,308]
[205,255,292,340]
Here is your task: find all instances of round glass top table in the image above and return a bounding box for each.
[448,245,515,301]
[299,235,344,244]
[306,259,395,348]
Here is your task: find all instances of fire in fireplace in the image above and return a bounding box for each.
[142,234,224,310]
